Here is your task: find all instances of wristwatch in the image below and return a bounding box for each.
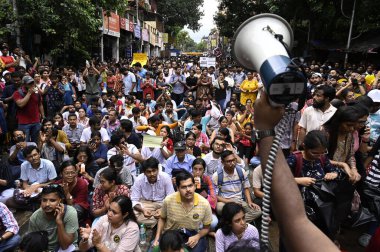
[256,129,276,141]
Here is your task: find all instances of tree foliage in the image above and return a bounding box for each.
[157,0,204,36]
[0,0,15,37]
[215,0,380,46]
[16,0,128,65]
[174,30,197,52]
[196,40,207,52]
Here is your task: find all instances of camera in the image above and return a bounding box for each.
[16,136,24,143]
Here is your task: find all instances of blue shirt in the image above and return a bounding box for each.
[136,69,147,92]
[93,143,108,161]
[165,154,196,176]
[170,74,186,94]
[20,158,57,184]
[369,110,380,143]
[184,116,211,134]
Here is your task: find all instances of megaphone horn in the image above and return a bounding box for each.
[233,13,306,105]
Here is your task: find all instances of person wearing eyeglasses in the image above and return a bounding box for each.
[287,130,342,239]
[55,160,89,223]
[212,150,261,224]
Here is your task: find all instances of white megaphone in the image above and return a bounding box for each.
[233,13,306,105]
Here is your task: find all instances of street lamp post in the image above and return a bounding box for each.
[344,0,356,67]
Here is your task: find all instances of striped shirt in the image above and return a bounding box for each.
[212,168,250,200]
[0,203,19,235]
[215,224,259,252]
[161,192,212,231]
[366,153,380,187]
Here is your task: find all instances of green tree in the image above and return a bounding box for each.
[157,0,204,36]
[174,30,196,51]
[0,0,14,37]
[214,0,268,38]
[16,0,128,65]
[196,40,207,52]
[215,0,380,45]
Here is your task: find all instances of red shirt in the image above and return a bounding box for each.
[0,56,15,72]
[13,87,42,124]
[55,177,90,210]
[141,79,156,99]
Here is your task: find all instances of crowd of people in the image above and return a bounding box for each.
[0,42,380,251]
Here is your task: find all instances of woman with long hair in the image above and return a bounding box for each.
[215,202,259,252]
[55,160,89,223]
[88,131,108,167]
[192,158,218,232]
[185,132,202,158]
[209,116,235,144]
[74,145,100,185]
[91,168,131,218]
[191,123,210,153]
[79,195,140,252]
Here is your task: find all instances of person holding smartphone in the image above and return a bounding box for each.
[28,184,79,251]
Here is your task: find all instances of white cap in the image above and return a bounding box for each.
[368,90,380,103]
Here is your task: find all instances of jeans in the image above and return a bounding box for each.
[217,99,226,112]
[18,123,41,143]
[184,236,207,252]
[0,234,21,251]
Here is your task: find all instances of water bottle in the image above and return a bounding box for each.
[139,224,146,244]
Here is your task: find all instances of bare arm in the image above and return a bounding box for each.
[255,93,339,252]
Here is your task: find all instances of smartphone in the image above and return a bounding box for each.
[80,164,85,173]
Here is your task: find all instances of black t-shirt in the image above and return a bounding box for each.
[127,132,142,149]
[214,80,228,101]
[186,76,198,89]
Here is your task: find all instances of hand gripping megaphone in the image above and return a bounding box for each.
[232,13,306,105]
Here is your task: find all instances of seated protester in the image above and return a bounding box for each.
[55,161,89,223]
[162,101,179,124]
[357,135,380,247]
[287,130,342,238]
[41,117,71,150]
[78,107,89,128]
[74,145,100,185]
[136,114,178,136]
[101,108,120,137]
[19,231,49,252]
[28,185,79,252]
[0,157,15,203]
[192,158,218,231]
[80,116,110,144]
[88,131,108,167]
[119,119,142,149]
[62,113,84,154]
[165,141,196,177]
[93,154,133,189]
[215,202,260,252]
[6,146,57,210]
[107,133,143,178]
[131,157,174,228]
[236,122,256,164]
[141,126,173,169]
[251,165,264,207]
[61,104,79,124]
[8,129,36,179]
[212,150,261,223]
[153,230,189,252]
[127,107,148,133]
[204,137,245,177]
[183,109,210,135]
[79,196,140,252]
[152,171,212,252]
[0,202,21,251]
[191,123,210,153]
[91,168,131,218]
[38,128,66,173]
[185,132,202,158]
